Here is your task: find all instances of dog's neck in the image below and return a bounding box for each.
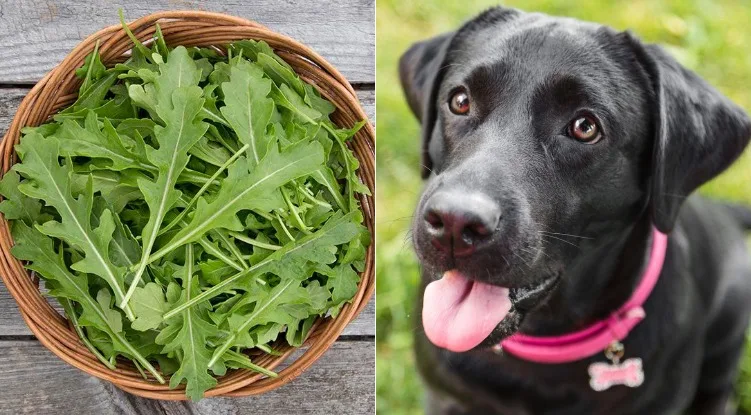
[519,215,654,336]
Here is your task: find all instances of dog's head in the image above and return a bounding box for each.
[400,7,751,352]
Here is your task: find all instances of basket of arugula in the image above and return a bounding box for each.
[0,11,374,400]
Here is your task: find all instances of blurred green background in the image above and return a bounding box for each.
[375,0,751,414]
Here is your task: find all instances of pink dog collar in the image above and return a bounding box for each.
[499,227,668,364]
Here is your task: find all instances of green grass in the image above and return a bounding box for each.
[376,1,751,413]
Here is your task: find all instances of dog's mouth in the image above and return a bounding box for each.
[422,270,558,353]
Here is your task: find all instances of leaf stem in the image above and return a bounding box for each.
[160,144,249,235]
[213,230,249,269]
[198,234,244,272]
[253,209,274,222]
[275,212,296,242]
[299,184,332,209]
[229,232,282,251]
[164,265,261,320]
[60,298,116,370]
[119,9,152,59]
[281,186,309,232]
[255,344,274,354]
[132,360,149,380]
[224,349,278,378]
[324,122,355,212]
[82,40,102,91]
[178,170,219,186]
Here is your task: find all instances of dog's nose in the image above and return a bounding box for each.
[423,192,501,256]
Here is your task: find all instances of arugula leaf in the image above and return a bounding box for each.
[130,282,170,331]
[271,83,323,123]
[0,170,46,225]
[327,121,369,211]
[160,245,218,401]
[257,52,305,97]
[14,133,135,320]
[318,263,361,307]
[83,170,145,214]
[220,60,275,164]
[68,72,121,112]
[125,46,209,308]
[188,136,231,167]
[311,167,347,212]
[75,41,107,92]
[56,112,151,171]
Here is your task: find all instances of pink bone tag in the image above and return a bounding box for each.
[588,358,644,391]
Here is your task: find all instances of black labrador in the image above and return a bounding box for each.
[399,7,751,415]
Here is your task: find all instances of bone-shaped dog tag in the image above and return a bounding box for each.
[588,358,644,391]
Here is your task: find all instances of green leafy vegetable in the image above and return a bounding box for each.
[0,23,369,401]
[220,60,275,164]
[125,47,209,307]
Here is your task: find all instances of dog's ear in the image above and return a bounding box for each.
[627,34,751,232]
[399,33,454,178]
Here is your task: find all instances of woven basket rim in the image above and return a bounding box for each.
[0,10,374,400]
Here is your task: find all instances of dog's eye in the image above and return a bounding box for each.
[568,114,601,143]
[449,88,470,115]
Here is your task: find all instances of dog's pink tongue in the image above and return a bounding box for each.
[422,270,512,352]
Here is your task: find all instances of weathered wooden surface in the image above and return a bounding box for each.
[0,340,375,415]
[0,0,375,84]
[0,0,375,412]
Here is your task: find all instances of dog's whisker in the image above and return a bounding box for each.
[539,234,580,249]
[379,215,415,224]
[518,247,538,261]
[418,162,435,174]
[537,231,594,240]
[501,254,510,267]
[439,63,469,71]
[522,246,552,261]
[511,251,531,268]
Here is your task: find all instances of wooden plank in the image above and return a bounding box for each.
[0,340,374,414]
[342,298,375,336]
[0,88,375,136]
[0,88,25,133]
[0,0,374,84]
[357,87,376,123]
[0,282,374,337]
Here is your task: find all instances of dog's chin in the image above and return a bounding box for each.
[459,273,561,353]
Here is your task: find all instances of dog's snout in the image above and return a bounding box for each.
[423,192,501,256]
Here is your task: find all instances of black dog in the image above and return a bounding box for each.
[399,7,751,414]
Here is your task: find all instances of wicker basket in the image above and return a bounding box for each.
[0,11,374,400]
